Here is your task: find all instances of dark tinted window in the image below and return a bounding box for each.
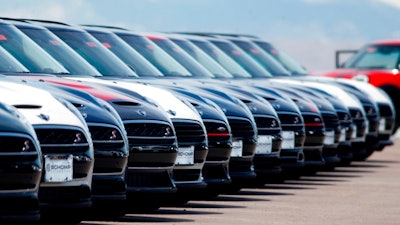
[150,37,214,78]
[343,44,400,69]
[210,40,272,78]
[230,39,290,76]
[49,29,137,76]
[88,31,163,77]
[0,24,68,74]
[19,27,101,76]
[116,33,191,76]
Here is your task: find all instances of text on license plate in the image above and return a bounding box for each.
[44,155,73,182]
[323,130,335,145]
[176,146,195,165]
[281,131,295,149]
[231,140,243,157]
[256,135,272,154]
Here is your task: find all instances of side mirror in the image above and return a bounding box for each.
[335,50,358,68]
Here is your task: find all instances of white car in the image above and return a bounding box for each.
[0,78,94,222]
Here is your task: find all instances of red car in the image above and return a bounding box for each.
[313,39,400,132]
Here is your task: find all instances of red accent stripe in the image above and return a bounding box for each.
[207,133,231,137]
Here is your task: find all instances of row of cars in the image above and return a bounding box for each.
[0,17,396,224]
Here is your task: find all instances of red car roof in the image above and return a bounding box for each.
[370,39,400,46]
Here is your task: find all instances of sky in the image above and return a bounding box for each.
[1,0,400,71]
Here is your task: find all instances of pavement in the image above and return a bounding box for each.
[81,136,400,225]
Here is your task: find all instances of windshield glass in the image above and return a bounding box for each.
[0,45,30,73]
[0,24,69,74]
[48,29,137,76]
[115,32,192,77]
[189,39,252,78]
[230,39,290,76]
[148,35,214,78]
[209,39,272,78]
[87,30,164,77]
[18,26,101,76]
[342,44,400,69]
[170,37,233,78]
[252,40,308,76]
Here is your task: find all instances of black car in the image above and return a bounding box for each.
[0,101,42,222]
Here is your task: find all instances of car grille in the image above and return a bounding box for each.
[89,124,125,148]
[363,104,378,119]
[349,108,366,123]
[34,126,92,179]
[0,135,38,153]
[124,121,176,146]
[321,112,340,130]
[203,120,231,143]
[254,115,281,135]
[337,111,352,126]
[227,117,256,138]
[378,103,394,117]
[302,114,324,127]
[277,112,304,130]
[34,127,90,154]
[172,120,206,145]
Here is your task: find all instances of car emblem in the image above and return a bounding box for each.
[217,126,227,132]
[164,127,172,136]
[38,113,50,121]
[137,110,147,117]
[294,116,300,124]
[355,111,361,118]
[81,112,88,119]
[271,120,277,127]
[273,103,281,109]
[167,109,176,116]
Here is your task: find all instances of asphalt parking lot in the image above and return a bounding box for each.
[80,136,400,225]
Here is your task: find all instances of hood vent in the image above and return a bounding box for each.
[112,100,140,106]
[13,104,42,109]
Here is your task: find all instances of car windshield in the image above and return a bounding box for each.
[0,23,69,74]
[0,45,30,73]
[170,37,233,78]
[48,29,138,76]
[86,30,164,77]
[209,39,272,78]
[253,40,308,76]
[342,44,400,69]
[17,26,101,76]
[148,35,214,78]
[115,32,192,77]
[189,39,252,78]
[229,38,290,76]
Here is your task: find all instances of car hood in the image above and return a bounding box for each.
[0,80,87,128]
[66,77,203,122]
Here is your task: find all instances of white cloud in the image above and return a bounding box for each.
[378,0,400,9]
